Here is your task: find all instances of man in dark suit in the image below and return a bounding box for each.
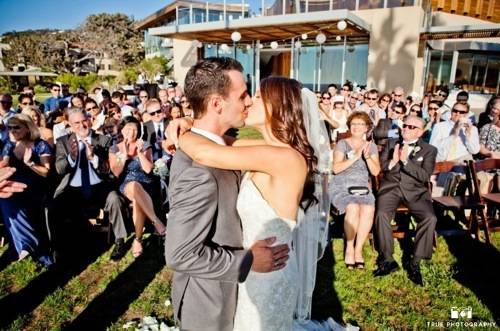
[141,99,169,161]
[373,101,406,152]
[373,115,438,285]
[53,108,129,261]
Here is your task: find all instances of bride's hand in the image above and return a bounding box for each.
[167,117,194,147]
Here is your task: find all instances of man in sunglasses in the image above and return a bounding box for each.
[43,83,62,114]
[374,101,406,152]
[390,86,405,111]
[142,99,170,161]
[430,102,480,162]
[359,89,385,125]
[374,115,438,286]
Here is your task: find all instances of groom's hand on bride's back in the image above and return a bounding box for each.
[250,237,289,273]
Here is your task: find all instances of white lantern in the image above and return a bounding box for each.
[337,20,347,31]
[336,36,342,41]
[221,43,229,51]
[207,44,213,49]
[294,40,302,48]
[270,41,279,49]
[301,33,308,40]
[316,32,326,44]
[246,44,252,50]
[231,31,242,42]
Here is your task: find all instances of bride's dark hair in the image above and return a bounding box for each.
[260,76,318,210]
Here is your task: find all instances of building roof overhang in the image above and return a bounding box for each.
[148,9,370,43]
[420,23,500,40]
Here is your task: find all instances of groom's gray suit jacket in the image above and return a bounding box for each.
[165,149,253,331]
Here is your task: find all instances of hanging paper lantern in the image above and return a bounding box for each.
[231,31,242,42]
[316,32,326,44]
[270,41,279,49]
[336,36,342,41]
[294,40,302,48]
[337,20,347,31]
[301,33,308,40]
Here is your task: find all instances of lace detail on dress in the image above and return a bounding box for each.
[233,175,298,331]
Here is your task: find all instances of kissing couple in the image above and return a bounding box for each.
[165,57,331,331]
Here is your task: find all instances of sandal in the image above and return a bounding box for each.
[345,263,355,270]
[132,237,143,258]
[152,219,166,235]
[355,261,365,269]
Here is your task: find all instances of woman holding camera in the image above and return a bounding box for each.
[330,112,380,269]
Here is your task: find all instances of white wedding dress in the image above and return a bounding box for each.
[233,174,299,331]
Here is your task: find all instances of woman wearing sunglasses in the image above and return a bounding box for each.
[0,114,53,267]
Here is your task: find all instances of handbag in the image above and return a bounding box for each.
[348,186,370,196]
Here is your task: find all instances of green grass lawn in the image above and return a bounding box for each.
[0,229,498,330]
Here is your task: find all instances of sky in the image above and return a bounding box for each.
[0,0,170,34]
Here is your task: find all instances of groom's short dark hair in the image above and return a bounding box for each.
[184,57,243,119]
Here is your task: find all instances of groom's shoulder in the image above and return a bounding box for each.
[170,149,217,179]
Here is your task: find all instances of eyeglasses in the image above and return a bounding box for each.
[410,108,421,112]
[402,124,421,130]
[180,100,188,103]
[322,97,331,100]
[452,108,468,114]
[428,106,439,110]
[7,125,22,130]
[21,102,32,106]
[148,109,162,116]
[85,105,99,111]
[393,94,403,97]
[393,110,404,115]
[381,98,391,102]
[366,97,377,101]
[351,122,367,126]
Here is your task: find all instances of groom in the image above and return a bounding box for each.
[165,57,290,331]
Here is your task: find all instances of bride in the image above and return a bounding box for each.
[177,76,319,331]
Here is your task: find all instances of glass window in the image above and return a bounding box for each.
[359,0,384,9]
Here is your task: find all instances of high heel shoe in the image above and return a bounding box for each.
[132,238,143,258]
[152,219,166,235]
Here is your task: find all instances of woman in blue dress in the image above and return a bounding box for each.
[0,114,53,267]
[109,116,165,258]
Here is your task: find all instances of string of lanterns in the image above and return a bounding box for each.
[195,20,348,51]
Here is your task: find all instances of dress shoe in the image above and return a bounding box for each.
[407,261,423,286]
[110,239,127,261]
[373,261,400,277]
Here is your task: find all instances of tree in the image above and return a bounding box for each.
[136,56,172,82]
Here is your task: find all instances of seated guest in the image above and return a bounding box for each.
[478,96,500,131]
[408,103,423,118]
[330,96,349,142]
[53,108,129,261]
[422,100,441,142]
[17,93,34,113]
[373,115,438,285]
[477,111,500,194]
[52,107,72,143]
[455,91,476,124]
[374,101,406,151]
[330,112,380,269]
[430,102,480,162]
[23,106,54,146]
[43,83,62,115]
[142,99,169,161]
[180,96,193,117]
[358,89,385,125]
[169,103,185,120]
[0,114,53,266]
[378,93,392,117]
[109,116,166,258]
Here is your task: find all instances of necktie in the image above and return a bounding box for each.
[369,109,375,121]
[156,125,163,140]
[79,142,92,199]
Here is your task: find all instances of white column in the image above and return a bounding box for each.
[449,50,459,87]
[255,40,261,91]
[341,36,347,85]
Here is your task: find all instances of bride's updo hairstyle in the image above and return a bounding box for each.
[259,76,318,209]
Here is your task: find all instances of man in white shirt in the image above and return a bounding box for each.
[52,108,129,261]
[430,102,480,162]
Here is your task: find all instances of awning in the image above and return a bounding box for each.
[148,9,370,43]
[421,23,500,40]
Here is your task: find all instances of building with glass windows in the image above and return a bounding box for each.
[135,0,500,96]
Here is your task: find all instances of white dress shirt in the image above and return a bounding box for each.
[68,136,102,187]
[191,127,226,145]
[429,120,480,161]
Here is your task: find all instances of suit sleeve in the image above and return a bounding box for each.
[401,145,437,184]
[55,137,73,175]
[165,166,252,283]
[380,139,395,171]
[373,120,388,141]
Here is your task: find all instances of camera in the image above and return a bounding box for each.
[450,307,472,319]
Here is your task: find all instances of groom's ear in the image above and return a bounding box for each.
[207,94,223,115]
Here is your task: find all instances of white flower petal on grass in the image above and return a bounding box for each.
[164,299,171,307]
[123,321,136,329]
